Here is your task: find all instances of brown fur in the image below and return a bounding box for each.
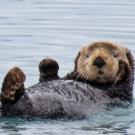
[1,67,26,103]
[0,42,134,118]
[39,58,59,82]
[65,41,133,84]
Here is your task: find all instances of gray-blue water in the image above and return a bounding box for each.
[0,0,135,134]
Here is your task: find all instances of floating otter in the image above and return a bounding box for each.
[0,41,134,118]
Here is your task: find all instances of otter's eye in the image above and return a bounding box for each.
[85,54,89,58]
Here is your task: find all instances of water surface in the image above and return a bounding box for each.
[0,0,135,134]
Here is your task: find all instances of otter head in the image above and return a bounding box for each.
[74,41,133,84]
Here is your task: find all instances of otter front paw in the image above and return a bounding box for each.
[39,58,59,82]
[1,67,26,103]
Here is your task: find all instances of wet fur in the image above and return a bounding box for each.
[1,67,26,103]
[0,41,134,118]
[65,41,134,102]
[39,58,59,82]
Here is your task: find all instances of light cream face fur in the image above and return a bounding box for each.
[76,42,131,83]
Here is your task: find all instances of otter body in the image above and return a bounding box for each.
[2,79,132,118]
[1,41,134,118]
[2,80,108,118]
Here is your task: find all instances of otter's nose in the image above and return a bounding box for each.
[93,57,105,68]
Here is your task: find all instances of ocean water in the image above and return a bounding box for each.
[0,0,135,134]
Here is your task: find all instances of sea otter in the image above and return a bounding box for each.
[0,41,134,118]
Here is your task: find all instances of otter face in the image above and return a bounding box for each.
[76,42,132,83]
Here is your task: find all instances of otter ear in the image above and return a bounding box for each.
[74,51,81,71]
[126,49,134,69]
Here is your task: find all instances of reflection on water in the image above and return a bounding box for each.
[0,0,135,135]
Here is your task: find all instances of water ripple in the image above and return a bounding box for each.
[0,0,135,135]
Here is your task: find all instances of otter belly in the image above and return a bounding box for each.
[2,80,122,118]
